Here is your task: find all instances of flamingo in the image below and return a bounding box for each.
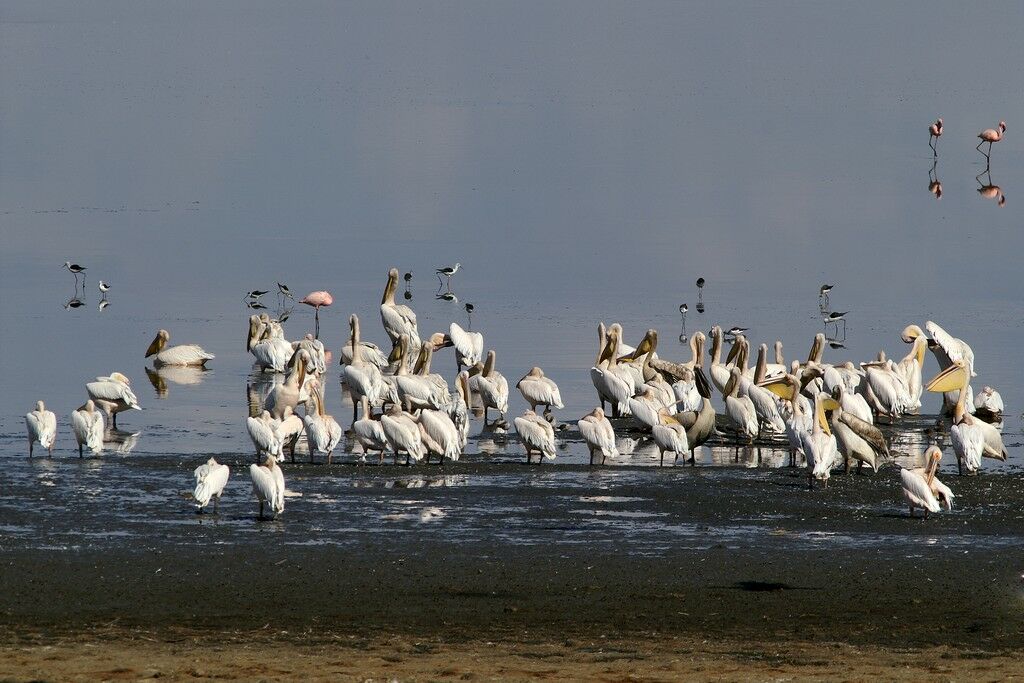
[193,458,230,513]
[514,410,556,464]
[976,120,1006,160]
[145,329,215,367]
[299,290,333,338]
[928,117,943,155]
[25,400,57,457]
[901,446,954,518]
[250,454,285,520]
[578,407,618,465]
[71,400,104,457]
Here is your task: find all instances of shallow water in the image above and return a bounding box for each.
[1,2,1022,555]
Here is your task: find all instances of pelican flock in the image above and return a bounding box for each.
[20,262,1012,522]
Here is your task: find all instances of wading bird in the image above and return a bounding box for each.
[193,458,230,513]
[299,290,333,338]
[926,360,1007,475]
[578,407,618,465]
[900,446,953,518]
[514,410,556,464]
[928,117,943,155]
[71,400,104,457]
[25,400,57,457]
[250,454,285,520]
[145,329,215,367]
[976,120,1006,161]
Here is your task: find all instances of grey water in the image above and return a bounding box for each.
[1,2,1022,552]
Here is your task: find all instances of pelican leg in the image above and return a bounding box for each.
[328,451,333,466]
[259,501,264,520]
[214,497,219,514]
[908,505,914,518]
[79,443,83,458]
[310,448,316,464]
[660,451,665,467]
[28,440,33,458]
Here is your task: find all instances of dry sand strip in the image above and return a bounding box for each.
[3,633,1024,682]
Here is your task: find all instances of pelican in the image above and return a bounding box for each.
[472,349,509,422]
[247,410,283,458]
[249,315,294,373]
[649,330,705,380]
[897,325,929,410]
[380,404,427,464]
[901,446,954,518]
[275,405,305,462]
[396,338,451,410]
[193,458,230,513]
[926,360,1007,475]
[652,411,690,466]
[263,349,311,419]
[761,372,810,467]
[25,400,57,457]
[418,409,462,464]
[973,386,1004,422]
[514,410,556,464]
[860,359,910,422]
[86,372,141,427]
[449,371,472,448]
[517,367,564,416]
[250,454,285,520]
[71,400,104,457]
[738,341,785,434]
[292,334,326,375]
[353,398,389,463]
[342,314,390,422]
[707,325,732,395]
[303,380,343,464]
[590,324,636,417]
[830,376,873,423]
[578,407,618,465]
[672,368,716,464]
[723,367,758,443]
[144,329,215,367]
[800,393,840,489]
[672,367,702,413]
[380,267,421,357]
[449,322,483,371]
[925,321,976,377]
[622,329,676,410]
[829,386,889,473]
[628,385,670,431]
[339,337,388,369]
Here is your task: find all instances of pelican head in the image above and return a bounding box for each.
[623,329,657,362]
[591,407,606,420]
[35,400,46,412]
[146,329,171,358]
[84,399,96,413]
[382,268,400,305]
[900,324,925,343]
[247,315,263,351]
[109,372,131,385]
[427,332,452,351]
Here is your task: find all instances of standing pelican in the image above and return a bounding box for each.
[353,398,389,463]
[514,410,556,463]
[760,372,811,467]
[897,325,928,410]
[738,341,786,434]
[973,386,1004,423]
[249,315,294,373]
[901,446,954,518]
[193,458,230,513]
[303,380,343,464]
[578,407,618,465]
[723,367,758,443]
[590,324,636,417]
[380,404,427,464]
[976,120,1006,159]
[800,393,840,489]
[145,329,215,367]
[517,367,564,416]
[25,400,57,457]
[71,400,104,457]
[707,325,732,395]
[860,359,910,422]
[397,339,452,410]
[250,454,285,520]
[418,409,463,464]
[86,372,141,427]
[449,322,483,371]
[652,411,690,466]
[342,314,389,422]
[264,350,311,419]
[275,406,304,462]
[380,267,421,357]
[674,368,716,464]
[928,117,943,155]
[924,321,976,417]
[299,290,333,338]
[247,410,283,458]
[926,360,1007,475]
[473,349,509,422]
[830,386,889,473]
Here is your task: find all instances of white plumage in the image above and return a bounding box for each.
[449,322,484,370]
[250,455,285,519]
[247,410,283,458]
[418,409,463,463]
[514,410,556,462]
[381,267,421,353]
[25,400,57,456]
[193,458,230,512]
[380,407,428,463]
[652,422,689,466]
[145,329,215,367]
[86,372,141,426]
[71,400,105,456]
[578,408,618,464]
[516,367,564,412]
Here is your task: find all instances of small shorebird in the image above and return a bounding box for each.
[277,282,293,300]
[98,280,111,297]
[436,291,458,302]
[404,272,413,284]
[928,118,943,155]
[726,326,748,337]
[244,289,268,300]
[824,311,849,334]
[436,263,461,286]
[976,121,1006,160]
[696,277,705,303]
[63,261,86,282]
[819,284,833,306]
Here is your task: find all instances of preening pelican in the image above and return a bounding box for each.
[628,385,669,431]
[247,410,283,458]
[672,367,702,413]
[275,405,305,462]
[926,360,1007,475]
[342,314,390,422]
[193,458,230,513]
[353,398,389,462]
[738,341,786,434]
[396,337,452,410]
[25,400,57,457]
[974,386,1004,422]
[514,410,556,463]
[340,338,388,369]
[303,380,343,464]
[674,368,716,464]
[472,349,509,421]
[649,330,705,382]
[723,367,758,443]
[380,404,428,464]
[590,324,636,417]
[71,400,104,457]
[800,393,840,488]
[449,371,472,448]
[652,411,690,466]
[381,267,421,357]
[578,407,618,465]
[897,325,928,410]
[249,315,294,373]
[292,334,327,375]
[829,386,889,473]
[86,372,141,427]
[449,322,483,371]
[145,329,215,367]
[760,372,811,467]
[517,367,564,415]
[901,446,954,517]
[264,349,311,419]
[418,409,462,464]
[860,359,910,422]
[250,454,285,519]
[926,321,976,376]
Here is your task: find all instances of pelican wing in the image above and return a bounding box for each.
[450,323,484,367]
[86,379,139,407]
[380,304,420,346]
[381,413,426,461]
[931,477,955,510]
[353,416,389,452]
[247,416,282,456]
[652,423,689,456]
[157,344,215,366]
[900,468,941,513]
[303,414,342,454]
[26,410,57,448]
[578,415,618,457]
[926,321,976,376]
[194,462,230,507]
[419,410,462,461]
[514,415,556,458]
[837,412,889,458]
[978,420,1008,461]
[250,464,283,512]
[518,376,563,409]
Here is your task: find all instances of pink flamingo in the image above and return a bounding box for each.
[928,117,942,155]
[976,121,1006,160]
[300,290,334,338]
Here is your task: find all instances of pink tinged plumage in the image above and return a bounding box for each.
[299,291,334,338]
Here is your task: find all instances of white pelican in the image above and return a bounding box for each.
[340,338,388,369]
[264,350,311,419]
[738,341,786,434]
[622,330,676,411]
[86,372,141,427]
[516,367,564,416]
[974,386,1004,422]
[380,404,428,464]
[578,407,618,465]
[896,325,928,410]
[292,334,327,375]
[249,315,293,373]
[247,410,283,458]
[590,324,636,417]
[275,405,305,462]
[396,337,452,410]
[829,386,889,473]
[926,360,1007,475]
[672,367,702,413]
[707,325,731,395]
[652,411,690,466]
[675,368,717,463]
[250,454,285,520]
[380,267,421,357]
[860,359,910,422]
[472,349,509,422]
[449,322,483,371]
[342,314,390,422]
[514,410,556,463]
[926,321,976,376]
[723,367,758,443]
[71,400,104,457]
[353,398,390,463]
[449,371,472,448]
[193,458,230,513]
[800,393,840,489]
[901,446,954,517]
[649,331,705,381]
[589,323,616,412]
[628,385,669,431]
[145,329,215,367]
[831,380,873,425]
[303,380,343,464]
[25,400,57,457]
[418,409,462,464]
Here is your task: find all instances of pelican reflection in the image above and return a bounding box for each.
[146,365,210,398]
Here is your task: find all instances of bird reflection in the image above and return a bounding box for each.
[64,295,85,310]
[105,428,142,455]
[436,291,458,303]
[678,303,688,342]
[928,159,942,200]
[98,299,111,312]
[146,366,209,398]
[695,302,705,314]
[976,168,1006,206]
